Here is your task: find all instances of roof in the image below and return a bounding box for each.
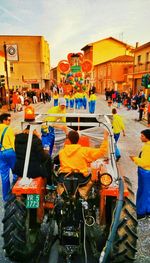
[134,42,150,52]
[0,35,42,38]
[95,55,134,66]
[81,37,134,51]
[109,55,134,63]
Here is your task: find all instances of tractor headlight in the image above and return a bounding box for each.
[100,173,112,187]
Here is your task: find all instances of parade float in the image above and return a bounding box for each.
[57,52,93,94]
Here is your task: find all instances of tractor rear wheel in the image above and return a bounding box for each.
[110,177,138,262]
[2,196,40,262]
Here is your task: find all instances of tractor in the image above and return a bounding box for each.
[2,114,138,263]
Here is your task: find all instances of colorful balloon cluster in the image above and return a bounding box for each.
[65,72,84,89]
[58,52,92,92]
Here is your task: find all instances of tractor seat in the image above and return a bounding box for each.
[57,172,91,196]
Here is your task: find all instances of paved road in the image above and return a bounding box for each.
[0,96,150,263]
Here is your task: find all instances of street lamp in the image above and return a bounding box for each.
[3,42,10,111]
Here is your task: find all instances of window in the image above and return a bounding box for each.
[145,52,150,70]
[146,52,149,62]
[137,55,141,64]
[10,63,14,73]
[124,67,128,74]
[31,83,39,89]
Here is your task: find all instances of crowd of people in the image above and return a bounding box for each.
[105,88,150,126]
[10,89,52,112]
[10,85,150,125]
[8,84,98,115]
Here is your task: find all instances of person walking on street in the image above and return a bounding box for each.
[0,113,17,201]
[89,91,97,114]
[112,108,125,161]
[130,129,150,219]
[138,97,146,121]
[53,91,59,107]
[12,91,19,112]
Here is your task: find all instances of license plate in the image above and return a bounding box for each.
[26,194,40,208]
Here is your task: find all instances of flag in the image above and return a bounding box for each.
[6,44,19,61]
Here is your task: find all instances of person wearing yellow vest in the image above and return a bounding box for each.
[53,91,59,107]
[44,98,66,123]
[82,91,88,110]
[89,91,97,113]
[64,93,70,109]
[112,108,125,162]
[74,90,80,109]
[69,91,75,109]
[44,98,67,154]
[0,113,17,201]
[130,129,150,219]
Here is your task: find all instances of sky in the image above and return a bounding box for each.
[0,0,150,67]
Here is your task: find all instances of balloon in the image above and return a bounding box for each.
[81,59,93,73]
[78,72,82,77]
[58,60,70,73]
[67,53,74,65]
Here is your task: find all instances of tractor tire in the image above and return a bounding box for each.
[2,196,40,262]
[110,177,138,262]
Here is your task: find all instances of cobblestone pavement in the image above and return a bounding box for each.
[0,96,150,263]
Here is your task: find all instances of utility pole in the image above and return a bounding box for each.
[3,42,10,110]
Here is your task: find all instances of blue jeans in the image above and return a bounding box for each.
[89,101,96,113]
[82,98,87,110]
[114,133,121,158]
[0,149,17,201]
[75,99,79,109]
[70,99,74,109]
[136,167,150,216]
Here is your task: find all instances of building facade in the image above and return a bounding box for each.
[95,55,134,93]
[81,37,134,93]
[0,35,50,94]
[132,42,150,95]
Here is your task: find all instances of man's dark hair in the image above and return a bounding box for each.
[141,129,150,140]
[68,130,79,144]
[112,108,117,114]
[0,113,11,123]
[24,99,30,105]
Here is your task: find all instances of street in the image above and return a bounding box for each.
[0,96,150,263]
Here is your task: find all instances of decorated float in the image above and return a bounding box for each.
[57,52,93,94]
